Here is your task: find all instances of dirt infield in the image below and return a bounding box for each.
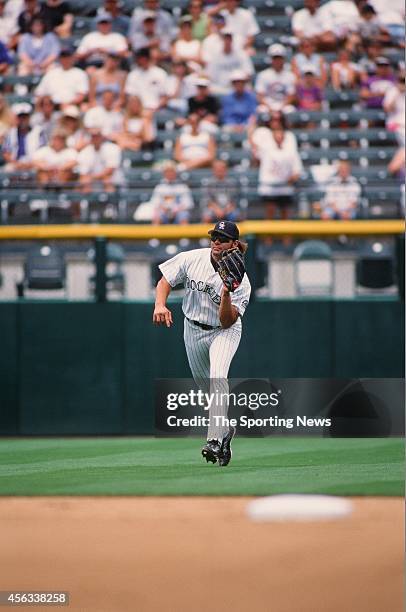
[0,497,403,612]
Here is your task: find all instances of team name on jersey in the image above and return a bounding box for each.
[185,276,221,305]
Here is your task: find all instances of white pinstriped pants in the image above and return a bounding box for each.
[184,318,242,441]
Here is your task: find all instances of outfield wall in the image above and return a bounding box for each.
[0,299,403,435]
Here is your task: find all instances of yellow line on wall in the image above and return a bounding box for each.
[0,220,403,240]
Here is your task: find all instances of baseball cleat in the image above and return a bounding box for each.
[218,426,236,466]
[201,439,221,464]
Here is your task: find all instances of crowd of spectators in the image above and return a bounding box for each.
[0,0,404,224]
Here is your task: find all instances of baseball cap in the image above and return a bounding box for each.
[60,45,75,56]
[12,102,32,116]
[179,15,193,24]
[375,56,390,66]
[96,11,113,23]
[142,10,156,20]
[194,76,210,87]
[302,63,316,75]
[62,105,80,118]
[230,69,247,82]
[208,221,239,241]
[268,43,286,57]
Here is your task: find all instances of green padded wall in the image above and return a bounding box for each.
[0,299,403,435]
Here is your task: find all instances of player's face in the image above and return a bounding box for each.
[210,234,235,259]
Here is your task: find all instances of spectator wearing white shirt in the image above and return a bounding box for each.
[292,0,336,50]
[172,16,202,65]
[208,0,259,53]
[201,14,244,65]
[78,128,122,192]
[32,130,77,185]
[76,12,128,68]
[84,89,124,140]
[0,0,19,48]
[331,47,360,90]
[130,11,171,63]
[35,46,89,108]
[174,113,216,171]
[125,47,169,111]
[255,44,296,113]
[251,113,302,219]
[151,161,193,225]
[318,0,360,46]
[321,160,361,220]
[383,68,405,146]
[57,105,88,151]
[206,28,254,96]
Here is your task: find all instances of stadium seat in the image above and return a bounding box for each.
[356,243,396,290]
[17,245,66,297]
[293,240,334,296]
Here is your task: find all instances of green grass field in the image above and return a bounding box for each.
[0,437,403,496]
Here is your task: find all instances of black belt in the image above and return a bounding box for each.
[186,317,220,331]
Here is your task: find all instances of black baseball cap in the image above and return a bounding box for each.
[208,221,239,241]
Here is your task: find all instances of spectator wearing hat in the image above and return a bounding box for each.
[114,95,155,151]
[130,11,171,62]
[255,44,296,113]
[3,103,46,170]
[166,60,197,114]
[187,77,219,132]
[88,52,126,109]
[76,11,128,68]
[35,46,89,108]
[331,47,360,90]
[360,56,395,108]
[291,39,327,88]
[125,48,169,111]
[38,0,73,39]
[205,28,254,95]
[201,159,241,223]
[201,13,244,65]
[292,0,336,50]
[57,105,88,151]
[150,161,193,225]
[295,64,323,111]
[94,0,130,36]
[17,17,60,75]
[208,0,259,53]
[32,130,78,186]
[174,113,216,170]
[172,15,202,65]
[78,128,122,192]
[130,0,175,44]
[186,0,209,41]
[220,70,256,130]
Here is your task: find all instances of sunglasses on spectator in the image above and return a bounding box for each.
[210,234,231,243]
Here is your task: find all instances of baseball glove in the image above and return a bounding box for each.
[217,247,246,292]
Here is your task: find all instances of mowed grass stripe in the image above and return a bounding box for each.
[0,438,403,496]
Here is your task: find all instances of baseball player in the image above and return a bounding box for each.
[153,221,251,466]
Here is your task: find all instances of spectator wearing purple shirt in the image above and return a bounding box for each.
[18,17,60,76]
[0,40,11,75]
[295,64,323,111]
[220,70,257,130]
[360,57,395,109]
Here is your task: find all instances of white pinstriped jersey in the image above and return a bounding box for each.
[159,248,251,327]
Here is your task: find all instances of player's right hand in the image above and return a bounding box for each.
[152,305,173,328]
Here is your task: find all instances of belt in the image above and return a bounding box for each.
[186,317,220,331]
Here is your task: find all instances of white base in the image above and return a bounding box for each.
[247,495,353,522]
